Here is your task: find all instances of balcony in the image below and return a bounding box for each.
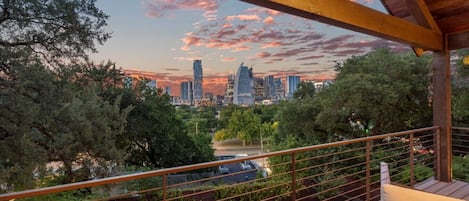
[2,126,468,200]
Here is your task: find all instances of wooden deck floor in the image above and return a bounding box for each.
[415,178,469,200]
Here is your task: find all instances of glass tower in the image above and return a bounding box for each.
[286,75,301,98]
[193,60,203,101]
[233,63,254,105]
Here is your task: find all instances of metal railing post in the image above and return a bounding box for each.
[366,141,371,201]
[291,152,296,200]
[435,128,441,180]
[409,133,415,186]
[163,175,167,200]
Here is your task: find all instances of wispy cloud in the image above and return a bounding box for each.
[221,57,236,62]
[164,68,181,71]
[144,0,219,18]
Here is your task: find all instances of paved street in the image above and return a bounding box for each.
[211,139,268,183]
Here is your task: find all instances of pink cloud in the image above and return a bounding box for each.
[297,55,325,61]
[144,0,219,18]
[225,14,260,21]
[256,52,272,58]
[233,45,250,52]
[181,34,204,50]
[262,41,283,49]
[221,57,236,62]
[236,14,261,21]
[263,16,275,25]
[246,7,281,16]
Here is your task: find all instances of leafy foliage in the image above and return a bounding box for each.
[453,156,469,182]
[0,62,130,190]
[121,81,214,168]
[293,81,315,100]
[317,48,432,137]
[0,0,110,60]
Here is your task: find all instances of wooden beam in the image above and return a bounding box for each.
[240,0,443,50]
[432,35,452,182]
[404,0,441,56]
[404,0,441,33]
[448,31,469,50]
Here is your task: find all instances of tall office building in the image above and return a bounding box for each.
[193,60,203,101]
[286,75,301,98]
[233,63,254,105]
[254,77,264,101]
[274,78,284,99]
[224,73,235,104]
[264,75,275,99]
[180,81,193,102]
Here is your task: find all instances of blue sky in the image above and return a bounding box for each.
[90,0,409,95]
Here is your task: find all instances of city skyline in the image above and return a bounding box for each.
[91,0,410,95]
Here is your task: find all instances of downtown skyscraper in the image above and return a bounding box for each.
[286,75,301,98]
[180,81,193,102]
[193,60,203,101]
[233,63,254,105]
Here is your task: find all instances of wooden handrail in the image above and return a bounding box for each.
[0,126,439,201]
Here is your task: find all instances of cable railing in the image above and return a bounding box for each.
[452,127,469,183]
[0,126,439,201]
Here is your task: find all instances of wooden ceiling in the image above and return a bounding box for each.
[381,0,469,50]
[240,0,469,51]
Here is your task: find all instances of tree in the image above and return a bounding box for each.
[217,104,242,129]
[274,97,328,145]
[0,62,130,190]
[316,48,432,137]
[293,81,316,100]
[122,81,214,168]
[0,0,110,61]
[214,109,261,146]
[453,49,469,127]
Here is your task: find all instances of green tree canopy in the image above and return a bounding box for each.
[293,81,316,100]
[0,62,130,190]
[0,0,110,60]
[122,81,214,168]
[316,48,432,137]
[215,109,262,146]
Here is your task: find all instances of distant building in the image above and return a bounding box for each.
[147,80,157,88]
[180,81,193,104]
[274,78,284,100]
[286,75,300,98]
[193,60,203,101]
[263,75,275,99]
[205,92,214,100]
[124,77,133,88]
[224,73,235,104]
[233,63,254,106]
[254,77,265,102]
[164,86,171,95]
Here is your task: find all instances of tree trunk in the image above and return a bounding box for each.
[63,161,74,184]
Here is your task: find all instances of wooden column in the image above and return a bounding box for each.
[432,35,452,182]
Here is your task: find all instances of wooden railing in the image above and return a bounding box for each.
[0,126,439,201]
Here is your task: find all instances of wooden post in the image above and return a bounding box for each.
[432,34,452,182]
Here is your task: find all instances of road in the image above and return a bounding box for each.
[212,139,266,166]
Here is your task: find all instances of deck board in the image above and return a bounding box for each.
[415,179,469,200]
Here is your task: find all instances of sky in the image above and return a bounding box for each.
[91,0,410,96]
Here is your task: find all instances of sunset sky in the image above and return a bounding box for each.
[91,0,410,96]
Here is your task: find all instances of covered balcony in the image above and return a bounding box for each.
[0,127,469,200]
[1,0,468,200]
